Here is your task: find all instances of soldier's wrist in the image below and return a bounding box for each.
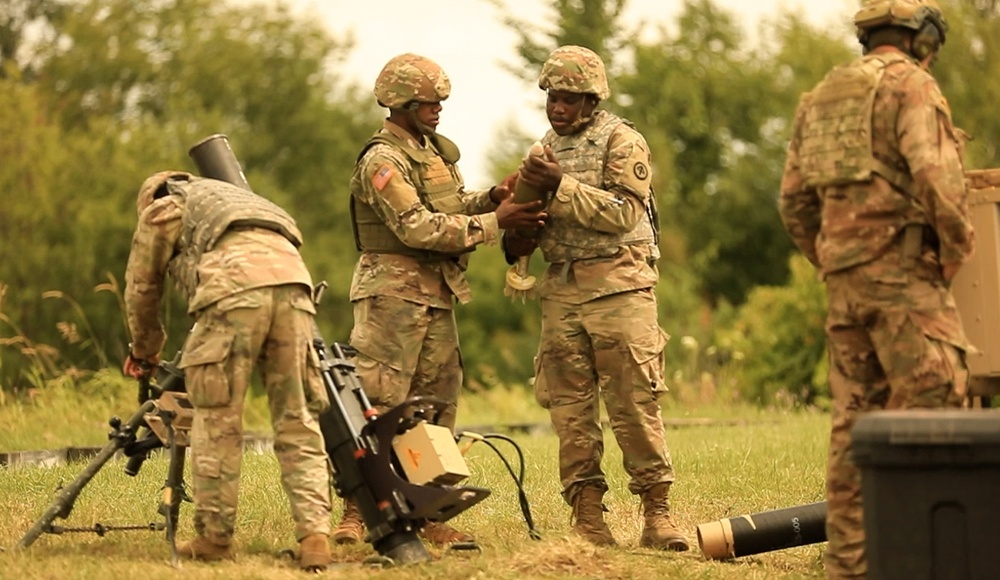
[127,343,156,366]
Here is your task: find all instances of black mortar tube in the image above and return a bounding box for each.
[696,500,827,559]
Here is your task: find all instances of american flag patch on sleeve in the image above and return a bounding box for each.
[372,164,395,191]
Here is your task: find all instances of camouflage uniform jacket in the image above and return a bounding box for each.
[780,47,974,276]
[125,178,313,360]
[349,119,500,308]
[537,110,659,304]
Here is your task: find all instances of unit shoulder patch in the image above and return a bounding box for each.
[633,162,649,181]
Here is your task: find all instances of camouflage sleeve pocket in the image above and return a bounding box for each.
[932,96,966,161]
[179,332,234,408]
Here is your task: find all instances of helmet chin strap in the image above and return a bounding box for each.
[566,95,598,132]
[407,103,436,136]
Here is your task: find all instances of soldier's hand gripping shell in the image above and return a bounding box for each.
[518,144,563,193]
[504,142,548,302]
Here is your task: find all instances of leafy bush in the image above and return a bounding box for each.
[716,254,829,407]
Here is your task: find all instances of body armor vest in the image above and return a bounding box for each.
[798,51,913,190]
[539,112,658,263]
[350,130,468,262]
[166,176,303,300]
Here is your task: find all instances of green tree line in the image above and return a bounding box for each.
[2,0,998,406]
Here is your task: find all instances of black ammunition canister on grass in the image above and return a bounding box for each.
[696,501,827,560]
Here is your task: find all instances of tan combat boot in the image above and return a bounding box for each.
[176,535,234,562]
[420,521,475,547]
[332,498,365,545]
[570,484,616,546]
[298,533,331,571]
[639,482,689,551]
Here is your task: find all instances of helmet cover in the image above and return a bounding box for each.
[373,53,451,109]
[136,170,192,216]
[854,0,947,45]
[538,45,610,101]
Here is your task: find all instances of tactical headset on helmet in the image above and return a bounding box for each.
[854,0,948,60]
[538,45,610,102]
[373,53,451,109]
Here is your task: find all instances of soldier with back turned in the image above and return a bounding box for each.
[778,1,974,577]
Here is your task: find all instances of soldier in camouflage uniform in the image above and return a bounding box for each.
[778,1,974,577]
[504,45,688,551]
[122,172,334,570]
[333,53,546,547]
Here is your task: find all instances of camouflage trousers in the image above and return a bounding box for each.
[534,288,675,503]
[181,285,332,545]
[823,252,969,579]
[349,295,463,430]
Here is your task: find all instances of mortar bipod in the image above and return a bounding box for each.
[17,387,194,566]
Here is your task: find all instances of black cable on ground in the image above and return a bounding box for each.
[458,431,542,541]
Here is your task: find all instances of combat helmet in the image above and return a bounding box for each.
[854,0,947,58]
[538,45,610,101]
[136,170,193,216]
[373,53,451,109]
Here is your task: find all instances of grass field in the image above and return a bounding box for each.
[0,381,830,579]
